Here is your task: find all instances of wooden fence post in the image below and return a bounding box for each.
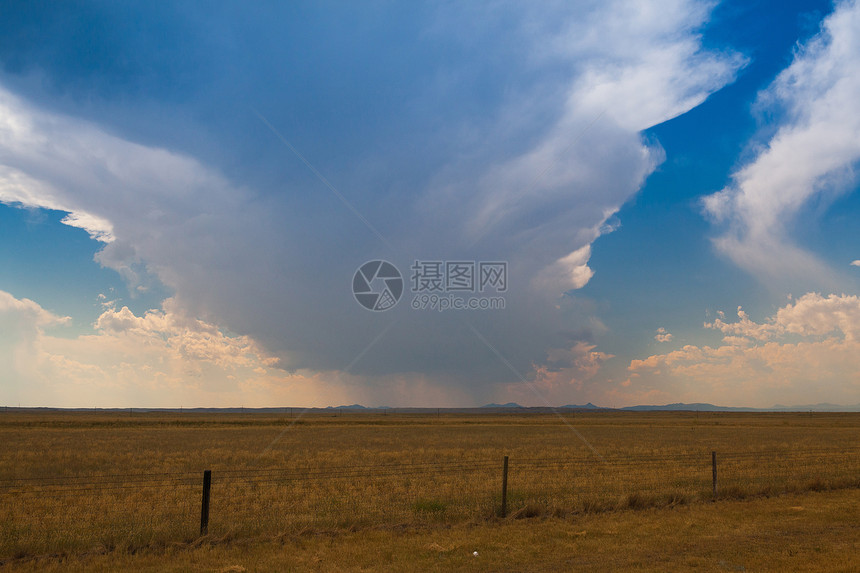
[200,469,212,535]
[501,456,509,517]
[711,451,717,499]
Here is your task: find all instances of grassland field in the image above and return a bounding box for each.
[0,409,857,571]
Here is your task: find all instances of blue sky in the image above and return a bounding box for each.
[1,0,859,408]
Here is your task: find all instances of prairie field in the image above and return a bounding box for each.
[0,409,858,571]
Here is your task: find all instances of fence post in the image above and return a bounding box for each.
[501,455,509,518]
[200,469,212,535]
[711,451,717,499]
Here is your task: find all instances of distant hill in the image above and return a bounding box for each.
[9,401,858,414]
[614,402,860,412]
[769,403,860,412]
[326,402,860,412]
[620,402,758,412]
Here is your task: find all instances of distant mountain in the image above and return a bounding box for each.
[560,403,604,410]
[769,403,860,412]
[620,403,757,412]
[614,402,860,412]
[21,401,857,414]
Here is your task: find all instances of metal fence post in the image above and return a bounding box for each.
[712,451,717,499]
[501,456,509,517]
[200,470,211,535]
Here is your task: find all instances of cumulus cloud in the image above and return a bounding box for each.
[703,0,860,284]
[772,292,860,340]
[531,245,595,294]
[705,306,779,341]
[0,290,70,327]
[654,327,673,342]
[626,293,860,407]
[0,1,744,401]
[851,260,860,267]
[705,293,860,342]
[0,289,344,407]
[0,290,488,407]
[498,341,614,406]
[93,299,281,370]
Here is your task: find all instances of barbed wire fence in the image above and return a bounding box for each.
[1,447,858,559]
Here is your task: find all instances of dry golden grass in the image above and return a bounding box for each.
[0,409,858,568]
[6,488,860,572]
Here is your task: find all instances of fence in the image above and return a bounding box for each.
[1,447,858,558]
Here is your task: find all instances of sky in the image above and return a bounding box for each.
[1,0,859,409]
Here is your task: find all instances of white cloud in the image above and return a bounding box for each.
[564,0,745,132]
[0,290,70,327]
[0,83,247,260]
[452,0,744,298]
[499,341,614,406]
[0,289,482,407]
[654,327,673,342]
[0,0,744,398]
[705,305,779,341]
[851,260,860,267]
[773,292,860,341]
[93,299,278,370]
[0,289,340,407]
[531,245,595,293]
[705,293,860,342]
[625,293,860,407]
[0,164,115,241]
[702,0,860,283]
